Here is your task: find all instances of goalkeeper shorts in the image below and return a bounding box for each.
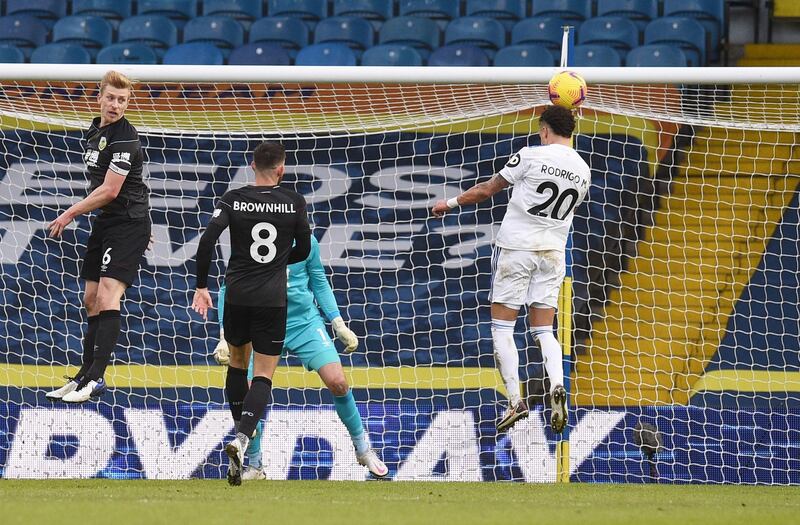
[489,248,565,309]
[284,320,340,372]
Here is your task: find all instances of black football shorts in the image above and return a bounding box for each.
[80,215,151,286]
[223,303,286,356]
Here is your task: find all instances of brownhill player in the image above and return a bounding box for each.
[191,141,311,486]
[47,70,150,404]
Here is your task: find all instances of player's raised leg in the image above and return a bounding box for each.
[318,362,388,478]
[530,305,567,433]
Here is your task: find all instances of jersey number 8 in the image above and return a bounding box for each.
[250,222,278,263]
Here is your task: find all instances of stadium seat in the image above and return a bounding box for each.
[314,16,374,57]
[249,17,310,58]
[466,0,528,30]
[267,0,328,29]
[644,17,706,66]
[52,16,113,59]
[493,44,556,66]
[31,43,91,64]
[183,16,245,57]
[626,44,688,66]
[0,15,48,58]
[163,42,224,64]
[531,0,592,21]
[334,0,393,29]
[6,0,66,29]
[663,0,724,60]
[295,43,357,66]
[571,44,623,66]
[0,45,25,63]
[360,44,423,65]
[444,17,507,58]
[118,15,178,58]
[597,0,659,30]
[578,17,640,59]
[228,43,292,65]
[202,0,263,26]
[428,44,489,66]
[511,17,566,51]
[96,43,158,64]
[399,0,460,28]
[137,0,198,29]
[379,16,441,59]
[71,0,132,29]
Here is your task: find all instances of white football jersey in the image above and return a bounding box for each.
[496,144,591,251]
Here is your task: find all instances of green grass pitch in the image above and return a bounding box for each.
[1,480,798,525]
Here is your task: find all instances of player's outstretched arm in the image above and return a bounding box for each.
[48,168,125,238]
[431,174,510,217]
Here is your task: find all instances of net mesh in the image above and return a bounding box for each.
[0,79,799,483]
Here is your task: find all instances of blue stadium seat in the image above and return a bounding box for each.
[31,43,91,64]
[0,15,48,58]
[268,0,328,28]
[295,43,357,66]
[202,0,263,25]
[531,0,592,21]
[511,17,566,51]
[379,16,441,59]
[0,45,25,63]
[72,0,132,30]
[6,0,66,29]
[444,17,507,58]
[466,0,527,30]
[399,0,460,28]
[137,0,197,29]
[96,43,158,64]
[571,44,623,66]
[183,16,245,57]
[428,44,489,66]
[118,16,178,58]
[597,0,659,30]
[578,17,640,59]
[163,42,224,64]
[52,16,113,59]
[249,17,310,58]
[626,44,688,66]
[663,0,724,61]
[228,43,292,65]
[314,16,374,56]
[334,0,393,29]
[644,17,706,66]
[493,44,556,66]
[361,44,423,65]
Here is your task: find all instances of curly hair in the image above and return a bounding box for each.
[539,105,576,138]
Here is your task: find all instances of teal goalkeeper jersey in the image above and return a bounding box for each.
[217,236,341,330]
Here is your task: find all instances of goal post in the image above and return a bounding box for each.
[0,65,799,484]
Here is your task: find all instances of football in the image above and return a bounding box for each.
[548,71,588,109]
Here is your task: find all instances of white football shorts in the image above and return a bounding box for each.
[489,247,566,309]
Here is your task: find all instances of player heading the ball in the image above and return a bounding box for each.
[191,141,311,486]
[46,70,151,404]
[432,105,591,434]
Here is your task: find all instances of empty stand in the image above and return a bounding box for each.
[571,44,623,66]
[626,44,688,66]
[295,42,357,65]
[52,15,113,59]
[137,0,198,28]
[644,17,706,66]
[72,0,133,29]
[183,16,245,57]
[163,42,224,64]
[96,42,158,64]
[6,0,66,28]
[444,16,506,58]
[249,17,310,58]
[118,15,178,57]
[0,45,25,63]
[361,44,424,65]
[379,16,441,59]
[0,15,48,58]
[578,16,640,59]
[532,0,592,21]
[31,43,91,63]
[314,16,374,56]
[493,44,555,66]
[511,17,566,51]
[228,43,292,64]
[428,43,489,66]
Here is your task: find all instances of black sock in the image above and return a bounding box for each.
[238,376,272,439]
[74,315,100,382]
[225,366,249,422]
[85,310,121,381]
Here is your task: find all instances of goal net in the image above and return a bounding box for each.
[0,65,798,483]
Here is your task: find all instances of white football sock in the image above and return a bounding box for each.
[531,326,563,393]
[491,318,521,405]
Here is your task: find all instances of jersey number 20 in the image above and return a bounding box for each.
[250,222,278,263]
[527,181,580,220]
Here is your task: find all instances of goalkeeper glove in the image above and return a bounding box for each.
[213,330,230,365]
[331,317,358,353]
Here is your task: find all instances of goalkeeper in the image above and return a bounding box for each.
[213,235,388,479]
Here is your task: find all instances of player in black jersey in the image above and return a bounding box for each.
[191,141,311,486]
[46,70,151,404]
